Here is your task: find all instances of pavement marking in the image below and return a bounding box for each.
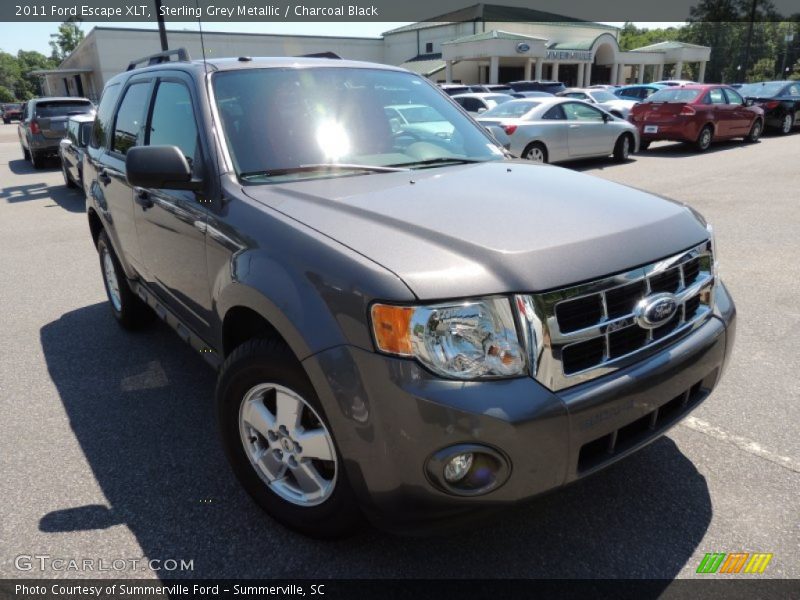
[680,416,800,474]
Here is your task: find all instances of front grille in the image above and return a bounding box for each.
[577,377,709,472]
[517,241,715,391]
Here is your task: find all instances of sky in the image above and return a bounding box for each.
[0,21,685,56]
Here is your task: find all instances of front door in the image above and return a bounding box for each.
[562,101,611,157]
[723,87,752,135]
[133,75,213,340]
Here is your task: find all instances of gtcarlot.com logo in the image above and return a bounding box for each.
[15,555,194,572]
[696,552,773,574]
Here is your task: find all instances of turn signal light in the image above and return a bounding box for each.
[679,105,696,116]
[763,100,780,110]
[502,124,517,135]
[370,304,414,356]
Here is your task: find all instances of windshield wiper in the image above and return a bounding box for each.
[387,157,486,169]
[240,163,410,179]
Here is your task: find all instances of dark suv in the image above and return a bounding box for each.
[85,49,736,538]
[18,96,94,168]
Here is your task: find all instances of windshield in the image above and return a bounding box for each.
[35,101,93,117]
[737,82,785,97]
[481,100,541,118]
[646,89,701,103]
[589,90,617,102]
[213,68,503,182]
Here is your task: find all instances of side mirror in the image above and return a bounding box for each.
[126,145,200,190]
[477,107,487,114]
[744,98,754,107]
[602,113,611,122]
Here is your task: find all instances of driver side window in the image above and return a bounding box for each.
[563,102,604,122]
[724,88,744,105]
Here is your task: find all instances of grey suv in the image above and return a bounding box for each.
[18,97,94,168]
[84,50,736,538]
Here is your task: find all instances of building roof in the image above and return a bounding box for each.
[631,41,710,53]
[383,4,618,35]
[442,29,547,45]
[398,53,448,76]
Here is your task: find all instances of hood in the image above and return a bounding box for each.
[243,161,708,300]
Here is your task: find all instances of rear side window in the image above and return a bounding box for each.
[91,83,121,149]
[147,81,199,166]
[112,82,150,155]
[542,105,566,120]
[707,88,726,104]
[34,101,93,118]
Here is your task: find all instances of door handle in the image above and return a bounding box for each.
[98,169,111,185]
[135,189,154,210]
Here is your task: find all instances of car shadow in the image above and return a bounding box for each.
[39,303,713,580]
[637,140,752,158]
[2,159,85,213]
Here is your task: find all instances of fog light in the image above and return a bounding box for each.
[444,453,474,483]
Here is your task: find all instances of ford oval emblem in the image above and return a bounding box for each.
[516,42,531,53]
[634,293,678,329]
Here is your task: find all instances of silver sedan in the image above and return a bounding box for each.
[476,97,639,164]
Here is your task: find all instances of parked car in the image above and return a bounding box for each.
[468,84,514,93]
[18,97,94,168]
[384,103,454,138]
[477,97,639,163]
[557,87,638,119]
[451,92,514,114]
[653,80,697,87]
[512,91,555,98]
[615,84,667,101]
[437,83,470,96]
[86,50,735,538]
[508,80,566,94]
[630,84,764,151]
[737,80,800,134]
[588,84,620,91]
[2,102,23,123]
[59,114,94,190]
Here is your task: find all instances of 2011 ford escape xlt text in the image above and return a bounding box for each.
[84,49,736,538]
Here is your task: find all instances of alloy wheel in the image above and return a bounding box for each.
[101,248,122,312]
[526,146,544,162]
[782,114,793,134]
[622,136,630,159]
[239,383,337,507]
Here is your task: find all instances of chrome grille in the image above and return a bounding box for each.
[516,241,715,391]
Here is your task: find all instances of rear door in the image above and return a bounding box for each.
[562,101,610,157]
[33,100,93,141]
[133,73,213,339]
[705,87,732,137]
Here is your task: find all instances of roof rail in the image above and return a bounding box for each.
[298,52,341,59]
[127,48,191,71]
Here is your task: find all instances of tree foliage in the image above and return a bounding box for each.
[49,19,84,61]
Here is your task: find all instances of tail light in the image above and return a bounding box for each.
[502,124,517,135]
[679,105,696,116]
[763,100,780,110]
[30,120,40,134]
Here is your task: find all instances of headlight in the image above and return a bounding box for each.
[370,297,527,379]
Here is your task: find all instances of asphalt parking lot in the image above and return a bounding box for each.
[0,123,798,582]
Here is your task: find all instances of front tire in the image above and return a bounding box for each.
[695,125,713,152]
[745,119,762,143]
[217,338,361,539]
[96,231,153,330]
[613,133,632,162]
[522,142,548,163]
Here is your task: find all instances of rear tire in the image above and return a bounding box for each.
[217,338,362,539]
[779,112,794,135]
[22,146,30,160]
[30,149,43,169]
[745,119,762,143]
[96,231,154,330]
[522,142,548,163]
[695,125,713,152]
[613,133,632,163]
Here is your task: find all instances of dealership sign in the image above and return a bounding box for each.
[546,50,592,61]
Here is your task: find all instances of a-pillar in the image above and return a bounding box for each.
[524,58,533,81]
[577,63,585,87]
[445,60,453,83]
[698,61,707,83]
[534,59,543,80]
[551,62,560,82]
[637,64,645,83]
[675,60,683,79]
[489,56,499,84]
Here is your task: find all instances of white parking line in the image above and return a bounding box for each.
[680,416,800,474]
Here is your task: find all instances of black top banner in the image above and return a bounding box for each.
[2,0,800,22]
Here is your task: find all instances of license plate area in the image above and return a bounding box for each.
[644,125,659,134]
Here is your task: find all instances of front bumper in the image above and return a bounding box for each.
[302,282,736,534]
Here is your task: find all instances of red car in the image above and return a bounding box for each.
[630,84,764,152]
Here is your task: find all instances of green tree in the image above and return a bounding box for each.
[15,50,57,99]
[789,58,800,80]
[0,85,15,102]
[747,56,776,79]
[49,19,84,61]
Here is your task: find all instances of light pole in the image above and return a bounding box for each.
[154,0,168,51]
[780,34,794,80]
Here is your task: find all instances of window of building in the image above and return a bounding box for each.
[425,42,433,53]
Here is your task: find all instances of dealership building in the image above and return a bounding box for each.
[33,4,711,102]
